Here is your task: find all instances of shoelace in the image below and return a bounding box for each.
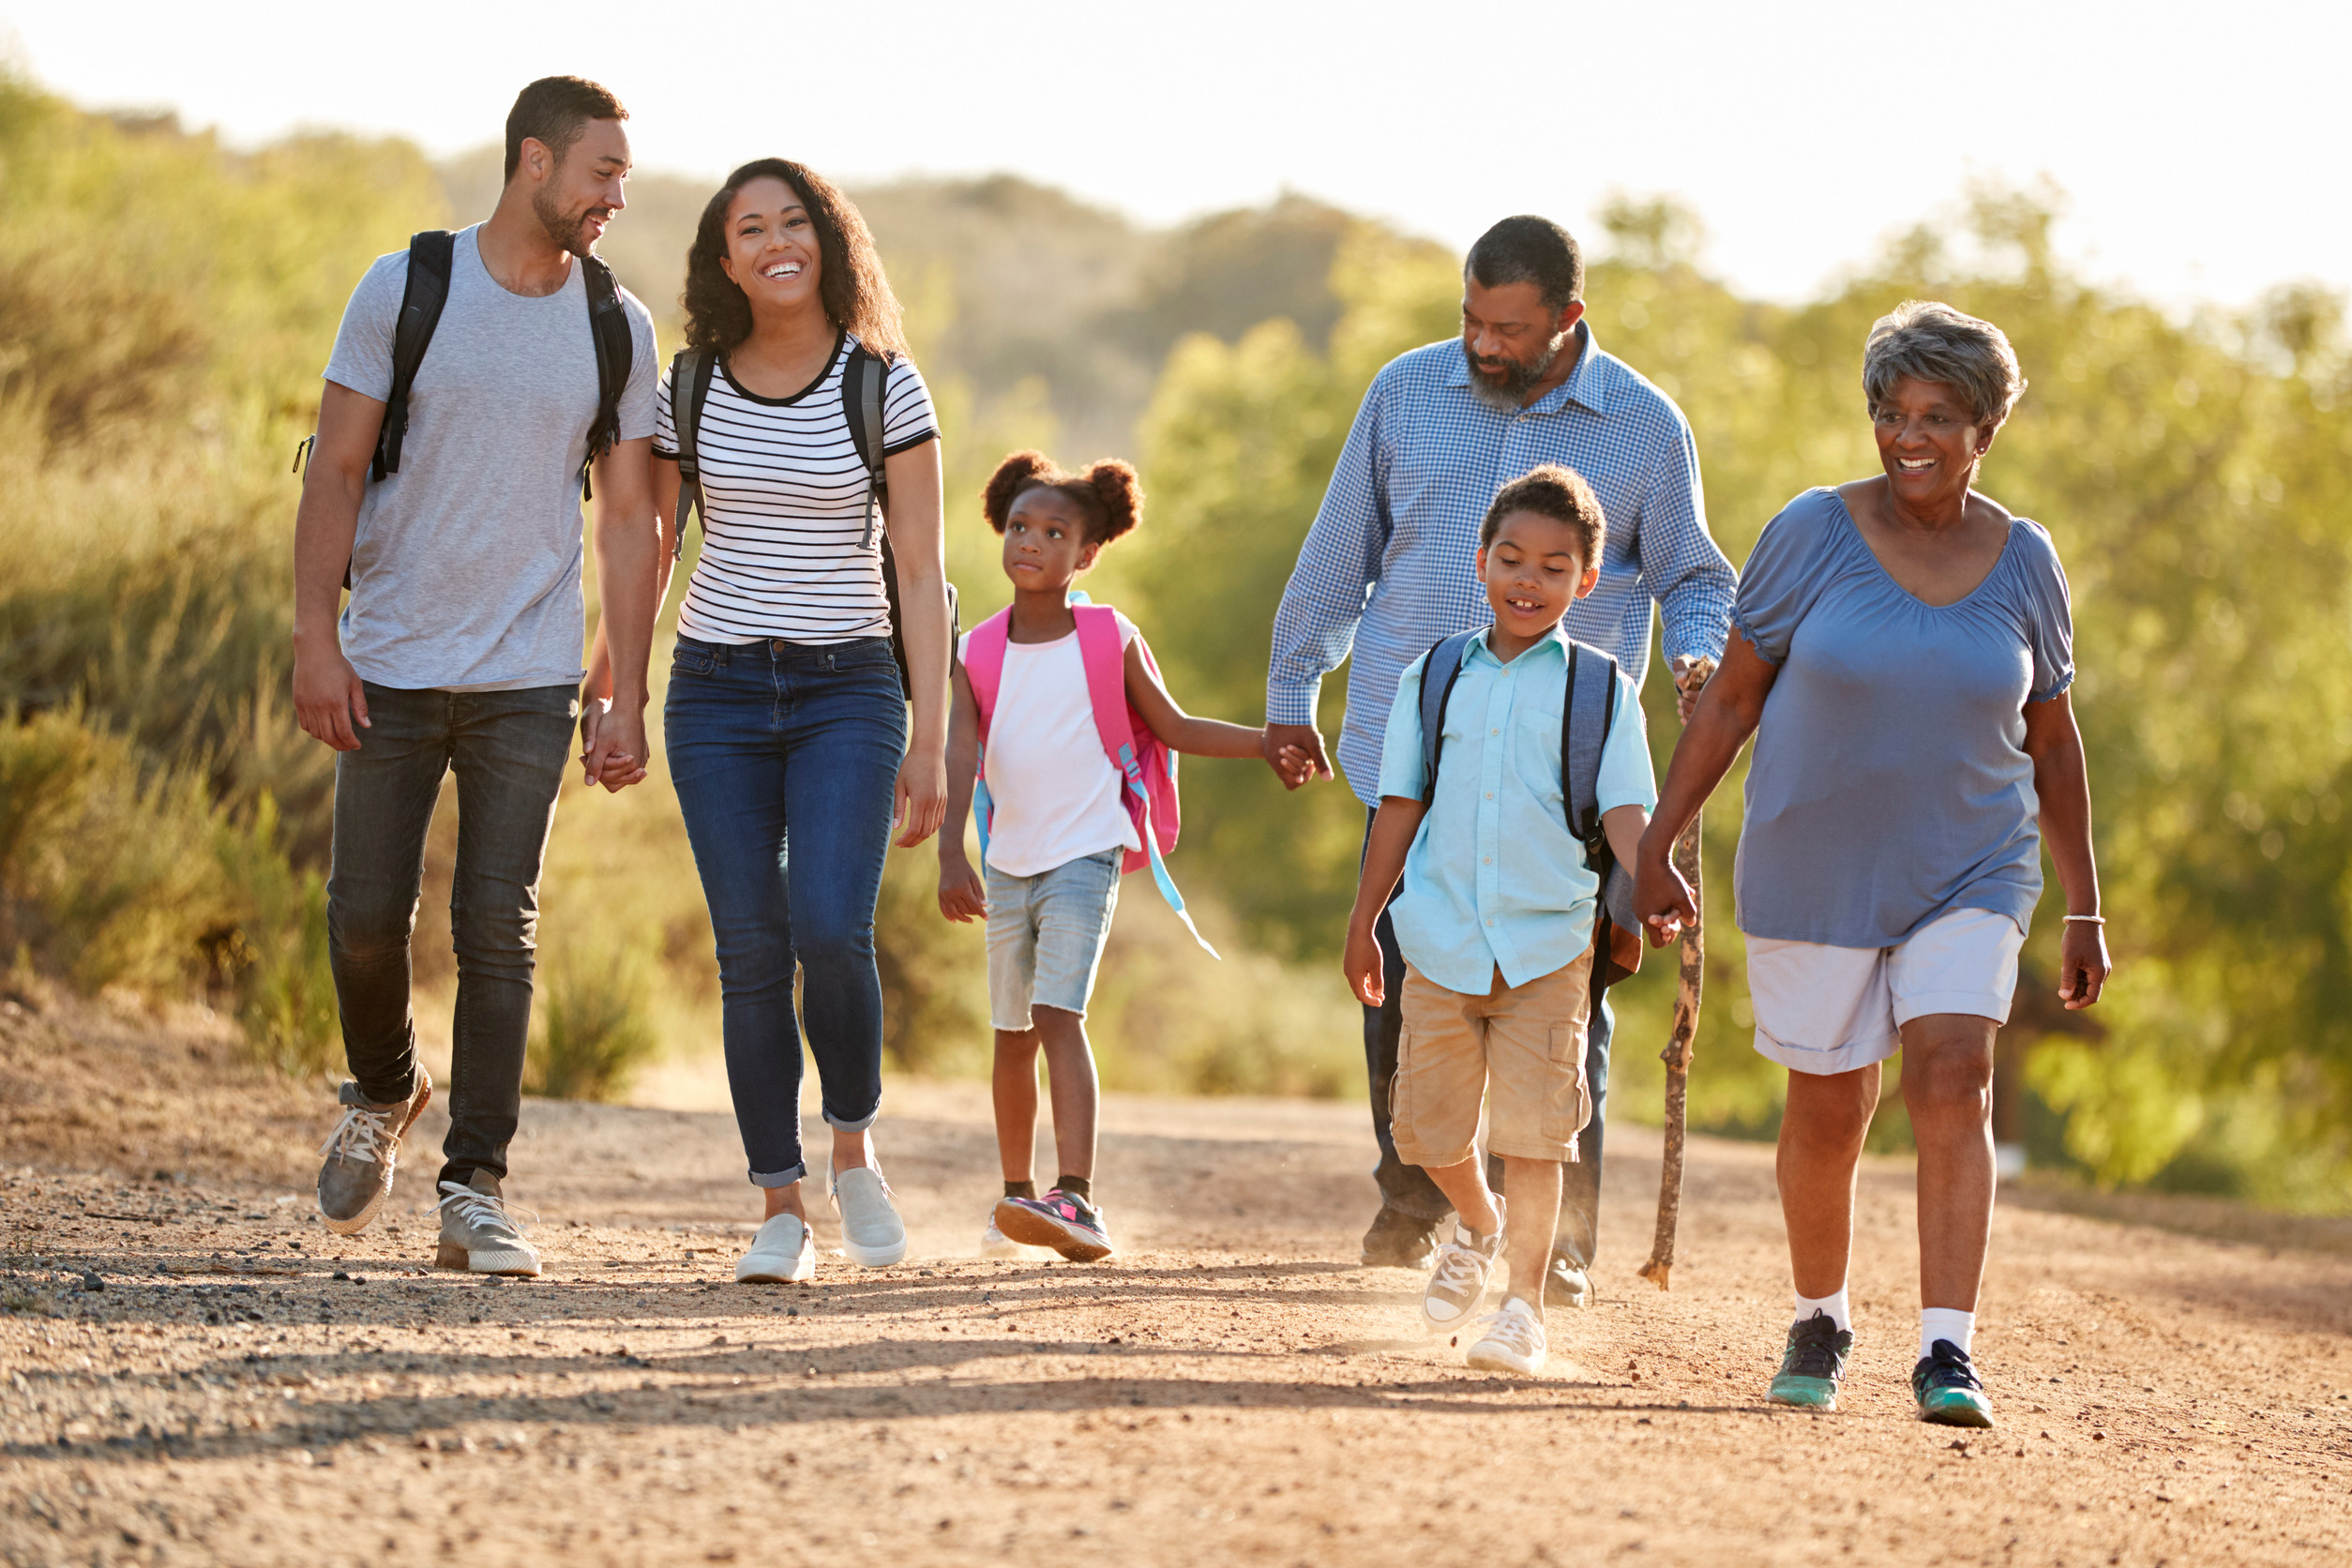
[1428,1238,1492,1300]
[436,1182,537,1237]
[1919,1344,1983,1393]
[1784,1316,1849,1378]
[1471,1304,1543,1358]
[317,1104,391,1164]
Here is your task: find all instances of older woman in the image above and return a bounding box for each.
[1635,301,2110,1428]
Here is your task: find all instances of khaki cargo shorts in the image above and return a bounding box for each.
[1392,949,1595,1167]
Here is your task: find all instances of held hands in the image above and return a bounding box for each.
[1261,724,1332,792]
[579,699,650,792]
[1669,653,1719,724]
[938,853,988,923]
[1633,839,1699,945]
[2056,919,2112,1010]
[1342,921,1388,1008]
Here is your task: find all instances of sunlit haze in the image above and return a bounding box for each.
[9,0,2345,313]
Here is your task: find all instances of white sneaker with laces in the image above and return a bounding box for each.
[1466,1295,1548,1375]
[830,1163,908,1268]
[1421,1201,1506,1334]
[736,1212,814,1283]
[433,1172,541,1276]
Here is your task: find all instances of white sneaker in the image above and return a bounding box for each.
[980,1207,1025,1259]
[830,1164,908,1267]
[1421,1203,1505,1333]
[736,1213,814,1283]
[1466,1296,1548,1376]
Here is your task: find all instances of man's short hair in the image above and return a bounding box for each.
[1481,463,1606,568]
[1465,216,1585,311]
[504,77,627,183]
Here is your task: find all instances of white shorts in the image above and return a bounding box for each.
[1746,907,2024,1077]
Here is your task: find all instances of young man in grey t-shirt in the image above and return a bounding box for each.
[290,77,662,1275]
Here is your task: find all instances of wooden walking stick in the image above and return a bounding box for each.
[1636,814,1702,1290]
[1639,653,1715,1292]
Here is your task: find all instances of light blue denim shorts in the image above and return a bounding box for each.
[985,848,1122,1030]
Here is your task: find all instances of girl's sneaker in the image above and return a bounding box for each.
[736,1213,815,1283]
[994,1189,1115,1262]
[1466,1296,1547,1375]
[1912,1340,1995,1426]
[1421,1204,1506,1334]
[979,1207,1029,1259]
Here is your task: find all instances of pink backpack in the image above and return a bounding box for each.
[961,598,1218,957]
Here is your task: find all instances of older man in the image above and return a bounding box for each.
[1264,215,1733,1302]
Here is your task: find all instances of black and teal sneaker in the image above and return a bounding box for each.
[1912,1340,1994,1426]
[1767,1310,1853,1410]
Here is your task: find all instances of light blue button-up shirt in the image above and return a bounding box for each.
[1269,322,1734,805]
[1376,627,1658,995]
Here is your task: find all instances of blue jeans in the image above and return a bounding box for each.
[666,635,905,1187]
[326,682,575,1189]
[1361,808,1613,1264]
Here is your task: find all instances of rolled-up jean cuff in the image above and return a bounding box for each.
[749,1163,807,1189]
[822,1105,879,1133]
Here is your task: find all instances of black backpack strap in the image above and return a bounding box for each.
[579,255,632,502]
[1561,639,1639,944]
[841,343,890,551]
[1416,630,1479,804]
[371,230,455,481]
[669,349,716,560]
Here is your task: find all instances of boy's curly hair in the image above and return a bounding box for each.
[1481,463,1606,566]
[981,450,1142,548]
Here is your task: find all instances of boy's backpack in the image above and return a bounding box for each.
[1418,630,1646,987]
[295,230,635,586]
[668,340,958,694]
[961,597,1218,958]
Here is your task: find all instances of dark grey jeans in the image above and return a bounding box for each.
[1361,809,1613,1267]
[325,682,575,1189]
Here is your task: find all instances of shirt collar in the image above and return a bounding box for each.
[1465,622,1572,667]
[1442,318,1609,415]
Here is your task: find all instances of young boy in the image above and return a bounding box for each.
[1343,464,1664,1376]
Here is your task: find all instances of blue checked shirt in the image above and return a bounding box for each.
[1269,322,1735,804]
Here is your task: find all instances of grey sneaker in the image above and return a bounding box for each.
[830,1164,907,1267]
[1422,1200,1506,1334]
[433,1171,541,1276]
[316,1072,432,1236]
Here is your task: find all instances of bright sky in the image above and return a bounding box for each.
[9,0,2344,312]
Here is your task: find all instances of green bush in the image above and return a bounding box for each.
[526,942,660,1103]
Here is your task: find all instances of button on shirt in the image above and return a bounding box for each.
[1377,628,1659,995]
[1269,322,1734,804]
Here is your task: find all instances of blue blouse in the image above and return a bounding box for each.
[1730,487,2075,948]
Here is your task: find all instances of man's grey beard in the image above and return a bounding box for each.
[533,185,601,257]
[1463,333,1566,413]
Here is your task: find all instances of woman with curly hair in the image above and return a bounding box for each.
[934,450,1285,1262]
[593,158,951,1285]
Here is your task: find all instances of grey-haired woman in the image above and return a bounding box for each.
[1635,300,2110,1427]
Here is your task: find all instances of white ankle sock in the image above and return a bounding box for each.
[1794,1287,1850,1333]
[1920,1307,1975,1359]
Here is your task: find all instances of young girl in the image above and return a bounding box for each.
[937,451,1288,1261]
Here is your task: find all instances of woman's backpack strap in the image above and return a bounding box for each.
[669,349,716,559]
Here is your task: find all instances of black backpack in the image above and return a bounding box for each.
[668,339,957,694]
[1418,629,1646,987]
[296,230,635,582]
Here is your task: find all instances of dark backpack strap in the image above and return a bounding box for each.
[1416,631,1479,803]
[579,255,632,502]
[371,229,454,481]
[1561,639,1640,957]
[669,349,715,560]
[841,343,890,551]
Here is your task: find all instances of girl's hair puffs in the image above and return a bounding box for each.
[981,450,1142,548]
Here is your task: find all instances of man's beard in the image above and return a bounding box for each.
[1463,333,1566,413]
[533,186,605,258]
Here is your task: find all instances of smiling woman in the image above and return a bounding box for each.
[1633,298,2110,1429]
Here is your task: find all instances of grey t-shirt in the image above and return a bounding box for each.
[323,225,658,691]
[1730,487,2075,948]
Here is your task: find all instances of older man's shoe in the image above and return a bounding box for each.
[1361,1205,1440,1269]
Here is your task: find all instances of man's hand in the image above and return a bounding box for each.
[1263,723,1332,791]
[292,636,370,751]
[1669,654,1719,724]
[939,853,988,923]
[581,700,649,792]
[1342,921,1388,1007]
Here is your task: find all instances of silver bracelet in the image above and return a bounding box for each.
[2063,913,2105,924]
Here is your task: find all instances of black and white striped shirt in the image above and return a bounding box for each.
[654,331,939,644]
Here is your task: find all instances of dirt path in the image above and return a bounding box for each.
[4,999,2350,1566]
